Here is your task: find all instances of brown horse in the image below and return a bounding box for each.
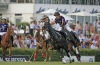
[0,26,14,61]
[33,30,53,61]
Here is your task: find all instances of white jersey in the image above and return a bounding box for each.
[0,32,6,35]
[49,17,62,31]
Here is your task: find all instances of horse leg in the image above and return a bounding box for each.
[63,45,73,63]
[33,45,39,61]
[2,48,6,61]
[8,47,12,61]
[57,48,64,58]
[76,42,81,62]
[41,47,46,61]
[56,48,66,63]
[45,47,48,61]
[71,40,81,62]
[48,49,53,61]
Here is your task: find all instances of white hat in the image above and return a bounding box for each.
[1,17,6,20]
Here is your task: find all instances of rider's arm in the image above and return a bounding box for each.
[61,16,65,27]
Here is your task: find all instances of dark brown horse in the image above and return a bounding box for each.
[33,30,53,61]
[0,26,14,61]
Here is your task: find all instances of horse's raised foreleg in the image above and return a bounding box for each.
[8,47,12,61]
[2,48,6,61]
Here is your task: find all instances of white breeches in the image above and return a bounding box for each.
[0,32,6,35]
[52,24,62,31]
[65,25,73,32]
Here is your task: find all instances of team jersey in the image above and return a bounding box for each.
[55,16,65,25]
[0,23,8,32]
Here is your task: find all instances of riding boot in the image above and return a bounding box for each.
[60,31,70,42]
[71,31,80,42]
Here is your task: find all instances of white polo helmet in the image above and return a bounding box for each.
[1,17,7,20]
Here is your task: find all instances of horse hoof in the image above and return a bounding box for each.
[34,59,36,61]
[49,58,51,61]
[76,54,81,61]
[72,58,74,62]
[44,59,47,62]
[78,61,81,63]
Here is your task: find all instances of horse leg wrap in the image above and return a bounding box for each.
[75,47,79,54]
[42,52,46,59]
[33,52,36,60]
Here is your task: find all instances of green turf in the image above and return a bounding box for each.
[0,62,100,65]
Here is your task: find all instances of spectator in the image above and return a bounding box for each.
[84,22,89,37]
[30,21,34,36]
[24,35,31,48]
[13,34,21,48]
[93,19,98,33]
[79,34,87,48]
[12,24,16,30]
[90,34,98,49]
[30,37,37,49]
[33,21,39,30]
[89,23,95,35]
[97,21,100,33]
[19,34,26,48]
[75,21,82,35]
[25,24,29,36]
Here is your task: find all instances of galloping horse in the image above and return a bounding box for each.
[43,22,74,63]
[0,26,14,61]
[33,29,53,61]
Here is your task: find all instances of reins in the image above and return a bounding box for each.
[37,36,45,46]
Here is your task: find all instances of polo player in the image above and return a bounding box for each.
[50,12,79,42]
[0,17,13,45]
[0,17,9,41]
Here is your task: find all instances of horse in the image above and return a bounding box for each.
[33,29,53,61]
[42,22,74,63]
[0,26,14,61]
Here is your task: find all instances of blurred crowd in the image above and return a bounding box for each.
[12,19,100,49]
[75,19,100,49]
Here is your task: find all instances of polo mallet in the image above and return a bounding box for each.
[25,51,34,62]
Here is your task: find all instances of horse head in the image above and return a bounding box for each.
[34,29,40,38]
[7,26,14,35]
[43,22,59,41]
[42,22,51,32]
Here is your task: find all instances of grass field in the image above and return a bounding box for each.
[0,62,100,65]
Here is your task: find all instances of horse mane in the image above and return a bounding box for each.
[45,22,59,41]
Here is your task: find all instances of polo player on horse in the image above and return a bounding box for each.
[0,17,13,46]
[0,17,9,41]
[49,12,81,62]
